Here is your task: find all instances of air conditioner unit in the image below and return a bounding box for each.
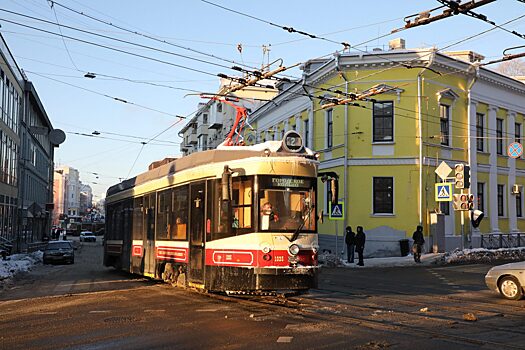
[512,184,521,194]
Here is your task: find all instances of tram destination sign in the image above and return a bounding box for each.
[271,177,308,188]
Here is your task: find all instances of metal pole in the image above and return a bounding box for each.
[460,210,465,251]
[335,223,338,259]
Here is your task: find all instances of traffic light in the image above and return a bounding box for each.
[453,193,474,211]
[454,164,470,189]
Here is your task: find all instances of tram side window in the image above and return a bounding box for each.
[156,189,171,240]
[208,176,254,241]
[232,177,253,234]
[123,200,133,241]
[169,186,188,240]
[132,197,143,240]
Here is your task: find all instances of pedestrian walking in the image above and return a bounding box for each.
[412,225,425,263]
[345,226,355,263]
[355,226,366,266]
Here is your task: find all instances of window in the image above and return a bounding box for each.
[515,123,521,143]
[477,182,485,212]
[440,104,450,146]
[217,103,222,113]
[496,118,503,155]
[258,176,315,232]
[132,197,144,240]
[156,189,171,240]
[517,191,522,218]
[497,184,505,216]
[326,109,333,148]
[203,114,208,124]
[207,176,255,241]
[373,177,393,214]
[169,186,188,240]
[439,201,450,215]
[476,113,484,152]
[373,101,393,142]
[304,119,309,148]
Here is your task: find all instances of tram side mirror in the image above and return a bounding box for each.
[330,178,339,204]
[222,165,231,202]
[318,210,324,224]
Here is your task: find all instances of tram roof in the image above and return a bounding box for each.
[107,141,316,197]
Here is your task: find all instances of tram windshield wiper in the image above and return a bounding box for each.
[288,204,314,242]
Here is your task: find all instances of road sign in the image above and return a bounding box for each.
[508,142,523,158]
[435,183,452,202]
[435,161,452,180]
[329,201,344,220]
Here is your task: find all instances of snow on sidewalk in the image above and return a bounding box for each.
[0,251,43,281]
[320,247,525,268]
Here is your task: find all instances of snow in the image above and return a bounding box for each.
[0,251,43,281]
[319,247,525,268]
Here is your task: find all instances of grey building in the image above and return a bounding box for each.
[18,80,63,245]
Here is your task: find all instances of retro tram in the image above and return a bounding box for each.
[104,131,337,293]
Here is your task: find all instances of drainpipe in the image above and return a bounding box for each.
[335,53,349,234]
[417,49,436,227]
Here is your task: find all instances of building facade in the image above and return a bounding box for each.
[53,166,81,223]
[247,41,525,257]
[0,34,23,247]
[18,81,61,244]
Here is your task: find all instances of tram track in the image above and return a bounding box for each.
[205,290,525,349]
[314,283,525,319]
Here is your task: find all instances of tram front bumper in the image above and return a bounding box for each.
[254,266,319,275]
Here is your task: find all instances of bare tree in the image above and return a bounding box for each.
[496,59,525,76]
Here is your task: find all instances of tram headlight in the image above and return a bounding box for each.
[288,244,300,256]
[262,246,271,254]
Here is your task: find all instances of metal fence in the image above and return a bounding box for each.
[481,233,524,249]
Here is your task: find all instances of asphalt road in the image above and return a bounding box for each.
[0,241,524,350]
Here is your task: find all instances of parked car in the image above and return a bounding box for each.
[43,241,74,265]
[80,231,96,242]
[485,261,525,300]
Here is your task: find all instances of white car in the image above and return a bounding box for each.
[79,231,96,242]
[485,261,525,300]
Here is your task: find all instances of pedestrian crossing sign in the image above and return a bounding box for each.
[329,201,344,220]
[435,183,452,202]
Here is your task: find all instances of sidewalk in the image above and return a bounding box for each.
[319,252,444,268]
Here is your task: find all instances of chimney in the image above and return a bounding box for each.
[389,38,406,50]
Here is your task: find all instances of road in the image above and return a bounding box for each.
[0,240,524,350]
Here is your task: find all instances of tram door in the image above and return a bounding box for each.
[188,182,205,285]
[143,194,156,277]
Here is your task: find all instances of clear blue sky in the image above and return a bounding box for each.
[1,0,523,198]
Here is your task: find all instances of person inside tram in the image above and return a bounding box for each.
[261,202,279,230]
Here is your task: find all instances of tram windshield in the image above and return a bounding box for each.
[258,176,316,233]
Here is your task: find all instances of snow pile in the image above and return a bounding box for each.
[442,247,525,264]
[318,250,341,267]
[0,251,43,281]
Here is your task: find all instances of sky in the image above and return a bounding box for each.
[1,0,524,199]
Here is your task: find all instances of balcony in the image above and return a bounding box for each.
[188,133,198,144]
[197,124,210,136]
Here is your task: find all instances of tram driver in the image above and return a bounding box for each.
[261,202,279,230]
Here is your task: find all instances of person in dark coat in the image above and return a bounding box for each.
[345,226,355,263]
[412,225,425,263]
[355,226,366,266]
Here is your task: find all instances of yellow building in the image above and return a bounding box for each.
[248,41,525,256]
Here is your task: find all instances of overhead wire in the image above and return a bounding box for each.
[48,0,262,72]
[26,71,186,119]
[0,8,238,73]
[0,16,220,77]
